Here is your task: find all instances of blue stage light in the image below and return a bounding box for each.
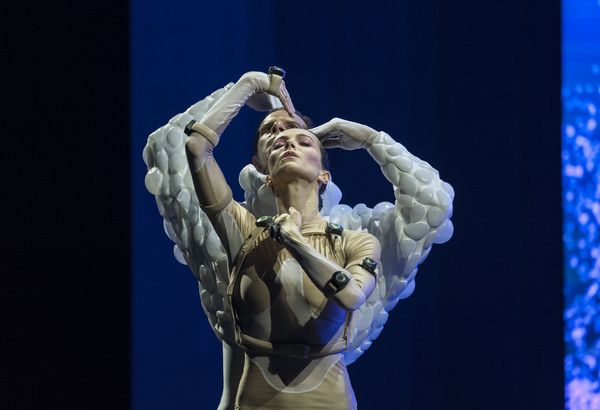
[563,1,600,407]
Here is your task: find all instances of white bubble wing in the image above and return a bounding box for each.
[143,83,237,341]
[343,132,454,365]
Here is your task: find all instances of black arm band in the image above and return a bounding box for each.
[361,257,378,276]
[323,271,350,299]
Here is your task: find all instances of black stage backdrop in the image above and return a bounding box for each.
[3,1,562,409]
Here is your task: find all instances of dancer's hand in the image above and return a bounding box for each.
[288,207,303,230]
[276,80,296,118]
[272,209,304,245]
[310,118,379,150]
[242,72,295,117]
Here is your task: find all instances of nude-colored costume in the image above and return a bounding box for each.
[189,131,380,408]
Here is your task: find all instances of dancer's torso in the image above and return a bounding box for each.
[233,220,349,346]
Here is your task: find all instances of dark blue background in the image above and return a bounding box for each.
[4,1,562,409]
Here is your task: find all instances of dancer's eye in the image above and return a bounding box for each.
[299,137,313,147]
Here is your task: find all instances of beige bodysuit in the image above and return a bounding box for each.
[187,135,380,410]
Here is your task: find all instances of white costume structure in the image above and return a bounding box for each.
[143,76,454,406]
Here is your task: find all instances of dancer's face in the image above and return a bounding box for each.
[253,111,308,172]
[267,129,327,186]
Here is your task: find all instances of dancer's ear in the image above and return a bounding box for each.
[266,175,273,188]
[317,171,331,185]
[253,156,267,174]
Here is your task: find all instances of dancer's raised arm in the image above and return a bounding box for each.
[184,70,297,253]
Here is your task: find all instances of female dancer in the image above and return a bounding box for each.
[184,79,381,408]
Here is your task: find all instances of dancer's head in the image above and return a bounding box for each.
[265,128,330,209]
[252,108,314,174]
